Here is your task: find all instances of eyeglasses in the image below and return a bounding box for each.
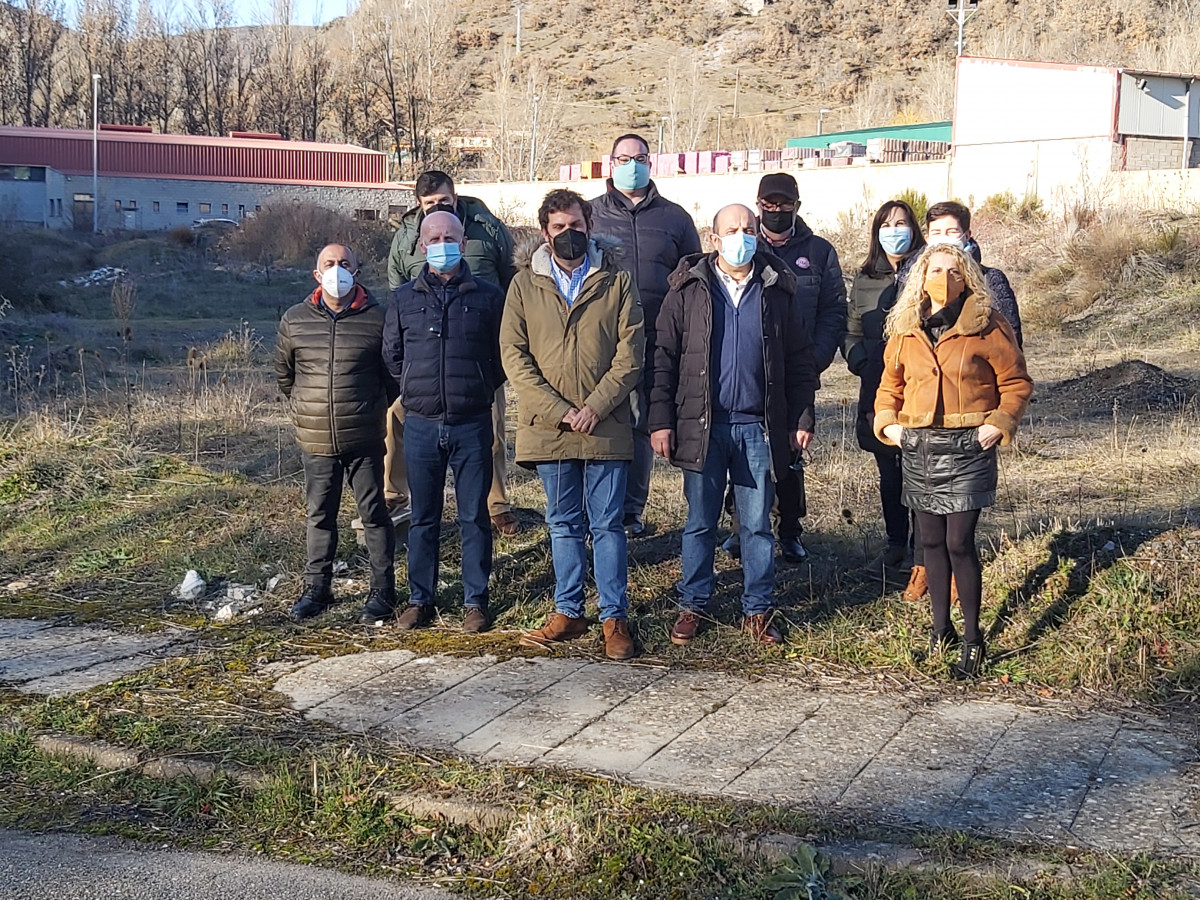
[759,199,797,213]
[614,154,651,166]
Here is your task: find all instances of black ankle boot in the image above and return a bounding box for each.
[289,584,334,621]
[929,625,961,655]
[951,640,986,680]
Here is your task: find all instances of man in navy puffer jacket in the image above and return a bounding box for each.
[382,211,505,634]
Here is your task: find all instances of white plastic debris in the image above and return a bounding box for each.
[175,570,206,600]
[332,561,349,575]
[266,574,284,592]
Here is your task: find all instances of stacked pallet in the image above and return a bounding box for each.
[866,138,951,163]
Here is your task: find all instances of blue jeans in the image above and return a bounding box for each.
[680,423,776,615]
[404,413,493,609]
[536,459,628,621]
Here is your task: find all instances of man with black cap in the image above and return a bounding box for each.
[723,173,846,563]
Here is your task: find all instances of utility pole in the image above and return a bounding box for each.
[658,116,668,155]
[716,108,722,150]
[945,0,979,57]
[92,73,100,234]
[514,1,523,54]
[817,107,831,135]
[733,67,740,119]
[528,92,540,182]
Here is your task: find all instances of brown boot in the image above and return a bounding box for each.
[491,512,522,536]
[519,613,590,649]
[902,565,928,603]
[950,575,960,607]
[602,618,636,660]
[670,611,702,646]
[744,612,783,644]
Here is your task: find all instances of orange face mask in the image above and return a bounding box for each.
[924,270,964,307]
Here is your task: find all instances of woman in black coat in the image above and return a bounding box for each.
[841,200,926,567]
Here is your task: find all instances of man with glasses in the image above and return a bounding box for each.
[723,173,846,564]
[591,133,701,538]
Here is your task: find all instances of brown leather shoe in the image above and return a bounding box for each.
[670,611,702,646]
[462,607,492,634]
[743,612,783,644]
[902,565,928,603]
[395,604,435,630]
[491,512,521,536]
[519,613,589,648]
[602,618,636,660]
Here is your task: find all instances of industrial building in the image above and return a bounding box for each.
[0,126,415,231]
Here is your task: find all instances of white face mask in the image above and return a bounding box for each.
[927,234,966,249]
[321,265,355,299]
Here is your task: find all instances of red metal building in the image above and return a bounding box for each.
[0,126,387,186]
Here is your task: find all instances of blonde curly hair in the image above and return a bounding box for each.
[884,243,994,338]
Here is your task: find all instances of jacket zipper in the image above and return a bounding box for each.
[438,284,449,420]
[327,310,339,455]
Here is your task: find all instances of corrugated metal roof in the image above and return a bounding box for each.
[0,126,387,186]
[786,121,953,149]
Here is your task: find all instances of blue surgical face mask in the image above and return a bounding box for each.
[425,241,462,272]
[612,159,651,192]
[719,232,757,268]
[878,225,912,256]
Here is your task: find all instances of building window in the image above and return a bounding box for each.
[238,204,245,218]
[177,202,189,214]
[127,200,137,210]
[49,200,55,217]
[354,209,379,221]
[0,165,46,182]
[115,200,122,211]
[199,202,211,213]
[221,203,229,214]
[255,205,261,212]
[153,201,160,212]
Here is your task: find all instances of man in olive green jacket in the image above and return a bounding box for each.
[384,171,521,536]
[501,189,644,661]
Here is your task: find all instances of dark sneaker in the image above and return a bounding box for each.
[462,606,492,634]
[929,625,962,655]
[722,533,741,560]
[395,604,436,631]
[289,585,333,622]
[622,514,645,537]
[357,588,397,625]
[951,641,986,680]
[779,535,808,563]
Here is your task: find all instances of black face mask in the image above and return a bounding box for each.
[759,208,795,234]
[551,228,589,261]
[428,202,458,219]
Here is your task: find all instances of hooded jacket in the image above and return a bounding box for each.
[276,285,394,456]
[589,179,702,332]
[873,287,1032,447]
[500,234,645,466]
[387,195,517,292]
[968,239,1023,348]
[649,249,818,479]
[382,263,505,424]
[759,216,846,373]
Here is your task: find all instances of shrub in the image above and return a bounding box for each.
[895,188,928,225]
[979,191,1045,224]
[167,226,195,247]
[221,202,392,271]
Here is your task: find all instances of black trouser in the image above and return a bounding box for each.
[302,447,395,592]
[872,450,908,548]
[725,465,805,540]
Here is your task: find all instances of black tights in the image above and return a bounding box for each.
[915,509,983,644]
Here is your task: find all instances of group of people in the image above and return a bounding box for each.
[274,131,1032,678]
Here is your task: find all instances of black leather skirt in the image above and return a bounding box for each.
[900,426,998,515]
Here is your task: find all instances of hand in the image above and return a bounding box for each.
[570,405,601,434]
[561,408,579,428]
[883,423,903,445]
[977,424,1003,449]
[790,429,813,451]
[651,429,675,458]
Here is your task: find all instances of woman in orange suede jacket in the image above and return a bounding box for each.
[874,243,1032,679]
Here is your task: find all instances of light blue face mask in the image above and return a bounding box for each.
[425,241,462,272]
[612,159,651,191]
[878,225,912,256]
[719,232,757,268]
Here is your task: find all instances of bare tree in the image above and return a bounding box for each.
[11,0,65,127]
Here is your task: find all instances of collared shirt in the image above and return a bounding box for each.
[713,263,755,309]
[550,255,591,306]
[318,295,349,318]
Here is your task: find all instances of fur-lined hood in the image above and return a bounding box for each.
[513,232,626,274]
[887,285,993,341]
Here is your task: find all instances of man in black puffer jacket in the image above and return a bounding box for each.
[276,244,397,625]
[382,211,505,634]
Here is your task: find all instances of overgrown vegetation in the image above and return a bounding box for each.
[223,202,393,271]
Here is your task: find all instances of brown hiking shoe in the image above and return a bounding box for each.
[519,613,589,649]
[744,612,783,644]
[462,607,492,634]
[491,512,522,536]
[602,618,636,660]
[395,604,435,630]
[670,611,702,646]
[902,565,928,603]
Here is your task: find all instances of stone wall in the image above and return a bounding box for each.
[1117,137,1200,171]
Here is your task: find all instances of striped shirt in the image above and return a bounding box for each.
[550,255,591,306]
